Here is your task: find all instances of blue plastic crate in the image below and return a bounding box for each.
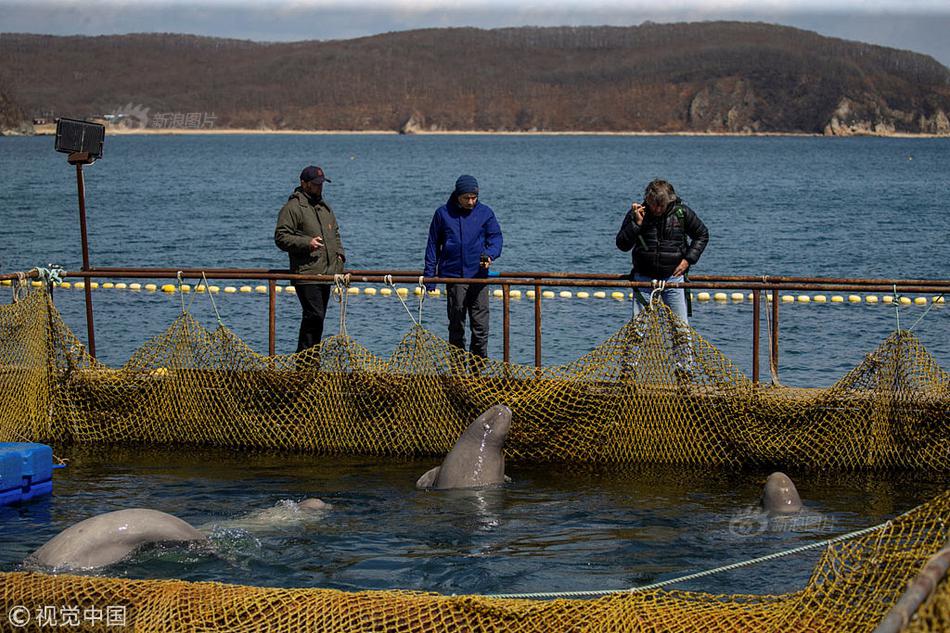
[0,442,56,506]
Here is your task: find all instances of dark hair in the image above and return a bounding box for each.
[644,179,676,212]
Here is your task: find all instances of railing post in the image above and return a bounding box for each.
[268,279,276,356]
[534,281,542,369]
[752,288,760,384]
[74,160,96,358]
[502,283,510,364]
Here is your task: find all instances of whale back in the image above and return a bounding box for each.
[27,508,205,570]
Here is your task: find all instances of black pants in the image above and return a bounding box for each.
[295,283,331,353]
[446,283,489,358]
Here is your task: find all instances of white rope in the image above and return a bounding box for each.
[762,281,781,386]
[176,271,187,315]
[893,284,902,331]
[201,272,224,328]
[908,293,944,332]
[386,274,418,326]
[648,279,666,306]
[36,266,65,287]
[417,275,426,326]
[483,518,891,601]
[183,273,203,313]
[13,271,28,303]
[334,273,350,337]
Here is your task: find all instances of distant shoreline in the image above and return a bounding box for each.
[23,124,949,139]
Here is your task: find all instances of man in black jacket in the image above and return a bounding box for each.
[616,179,709,324]
[616,179,708,375]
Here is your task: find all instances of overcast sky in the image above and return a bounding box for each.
[2,1,949,67]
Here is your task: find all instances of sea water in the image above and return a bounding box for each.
[0,134,947,595]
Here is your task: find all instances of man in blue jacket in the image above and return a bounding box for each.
[424,175,503,359]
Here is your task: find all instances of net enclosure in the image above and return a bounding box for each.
[0,287,946,470]
[0,490,948,632]
[1,287,948,632]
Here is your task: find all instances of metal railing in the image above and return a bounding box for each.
[4,266,948,384]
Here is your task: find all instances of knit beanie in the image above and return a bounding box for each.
[454,175,479,196]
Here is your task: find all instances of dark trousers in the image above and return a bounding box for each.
[295,283,331,353]
[446,283,490,358]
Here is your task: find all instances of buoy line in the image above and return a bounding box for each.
[11,279,945,308]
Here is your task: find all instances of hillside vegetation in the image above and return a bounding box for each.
[1,23,949,134]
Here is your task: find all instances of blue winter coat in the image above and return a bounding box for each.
[423,198,503,290]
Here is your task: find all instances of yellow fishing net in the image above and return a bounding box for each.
[0,287,947,470]
[1,287,949,631]
[0,490,947,632]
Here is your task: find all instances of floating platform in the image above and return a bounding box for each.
[0,442,55,506]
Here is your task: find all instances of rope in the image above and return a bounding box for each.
[386,274,418,326]
[176,271,187,315]
[648,279,666,306]
[12,271,28,303]
[484,518,891,601]
[183,274,202,313]
[762,282,781,386]
[334,274,350,337]
[893,284,902,331]
[200,272,224,328]
[417,276,426,326]
[908,293,944,332]
[35,266,65,287]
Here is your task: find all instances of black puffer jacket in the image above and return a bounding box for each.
[616,199,709,279]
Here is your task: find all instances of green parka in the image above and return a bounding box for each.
[274,188,346,284]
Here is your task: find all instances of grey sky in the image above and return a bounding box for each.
[2,1,949,68]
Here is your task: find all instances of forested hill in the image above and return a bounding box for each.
[2,22,949,135]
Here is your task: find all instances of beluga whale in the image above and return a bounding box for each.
[416,405,512,490]
[760,472,803,514]
[25,498,331,571]
[24,508,207,571]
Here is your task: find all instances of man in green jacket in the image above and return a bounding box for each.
[275,165,346,353]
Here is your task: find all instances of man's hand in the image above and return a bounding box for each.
[631,202,645,226]
[309,236,324,252]
[673,259,689,277]
[480,256,492,269]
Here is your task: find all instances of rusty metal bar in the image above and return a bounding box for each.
[770,287,780,384]
[57,270,949,294]
[74,160,96,358]
[86,266,950,288]
[873,539,950,633]
[268,279,276,356]
[534,282,542,368]
[502,283,510,363]
[752,289,760,384]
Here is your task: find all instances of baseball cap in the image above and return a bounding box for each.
[300,165,331,184]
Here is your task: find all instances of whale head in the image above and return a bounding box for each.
[298,498,331,511]
[761,472,802,514]
[476,404,512,448]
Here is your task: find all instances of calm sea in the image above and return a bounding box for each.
[0,134,947,595]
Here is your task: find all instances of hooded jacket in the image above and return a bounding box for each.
[616,199,709,279]
[423,196,503,290]
[275,188,345,284]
